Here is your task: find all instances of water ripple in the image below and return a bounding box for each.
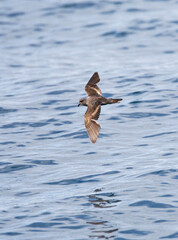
[0,107,17,114]
[143,131,177,138]
[61,2,95,9]
[0,164,33,173]
[120,229,152,236]
[130,200,175,208]
[138,169,177,177]
[101,31,132,38]
[160,232,178,239]
[45,171,119,185]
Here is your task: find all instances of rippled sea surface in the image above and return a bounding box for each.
[0,0,178,239]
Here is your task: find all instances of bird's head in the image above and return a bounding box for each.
[78,98,87,107]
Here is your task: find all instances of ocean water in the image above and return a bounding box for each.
[0,0,178,239]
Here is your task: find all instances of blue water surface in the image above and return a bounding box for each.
[0,0,178,239]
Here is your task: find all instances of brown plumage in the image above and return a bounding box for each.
[78,72,122,143]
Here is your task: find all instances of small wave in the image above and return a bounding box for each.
[26,222,62,228]
[121,112,168,119]
[0,141,16,145]
[101,31,132,38]
[46,90,75,95]
[127,8,147,12]
[120,229,152,236]
[1,232,22,236]
[0,164,33,173]
[138,169,177,177]
[130,200,174,208]
[45,171,119,185]
[61,2,95,9]
[143,131,176,138]
[7,12,25,18]
[160,232,178,239]
[0,107,17,114]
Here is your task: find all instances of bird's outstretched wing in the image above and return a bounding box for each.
[84,104,101,143]
[85,72,102,96]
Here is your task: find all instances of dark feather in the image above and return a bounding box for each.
[84,105,101,143]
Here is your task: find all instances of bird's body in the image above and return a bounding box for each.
[78,72,122,143]
[85,96,121,106]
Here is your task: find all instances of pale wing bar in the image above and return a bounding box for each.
[85,72,102,96]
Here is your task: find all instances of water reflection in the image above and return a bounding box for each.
[88,190,121,208]
[87,189,121,239]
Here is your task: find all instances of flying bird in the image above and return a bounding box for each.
[78,72,122,143]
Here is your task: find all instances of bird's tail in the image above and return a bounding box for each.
[109,98,122,103]
[104,98,122,104]
[101,98,122,105]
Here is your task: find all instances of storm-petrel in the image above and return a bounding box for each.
[78,72,122,143]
